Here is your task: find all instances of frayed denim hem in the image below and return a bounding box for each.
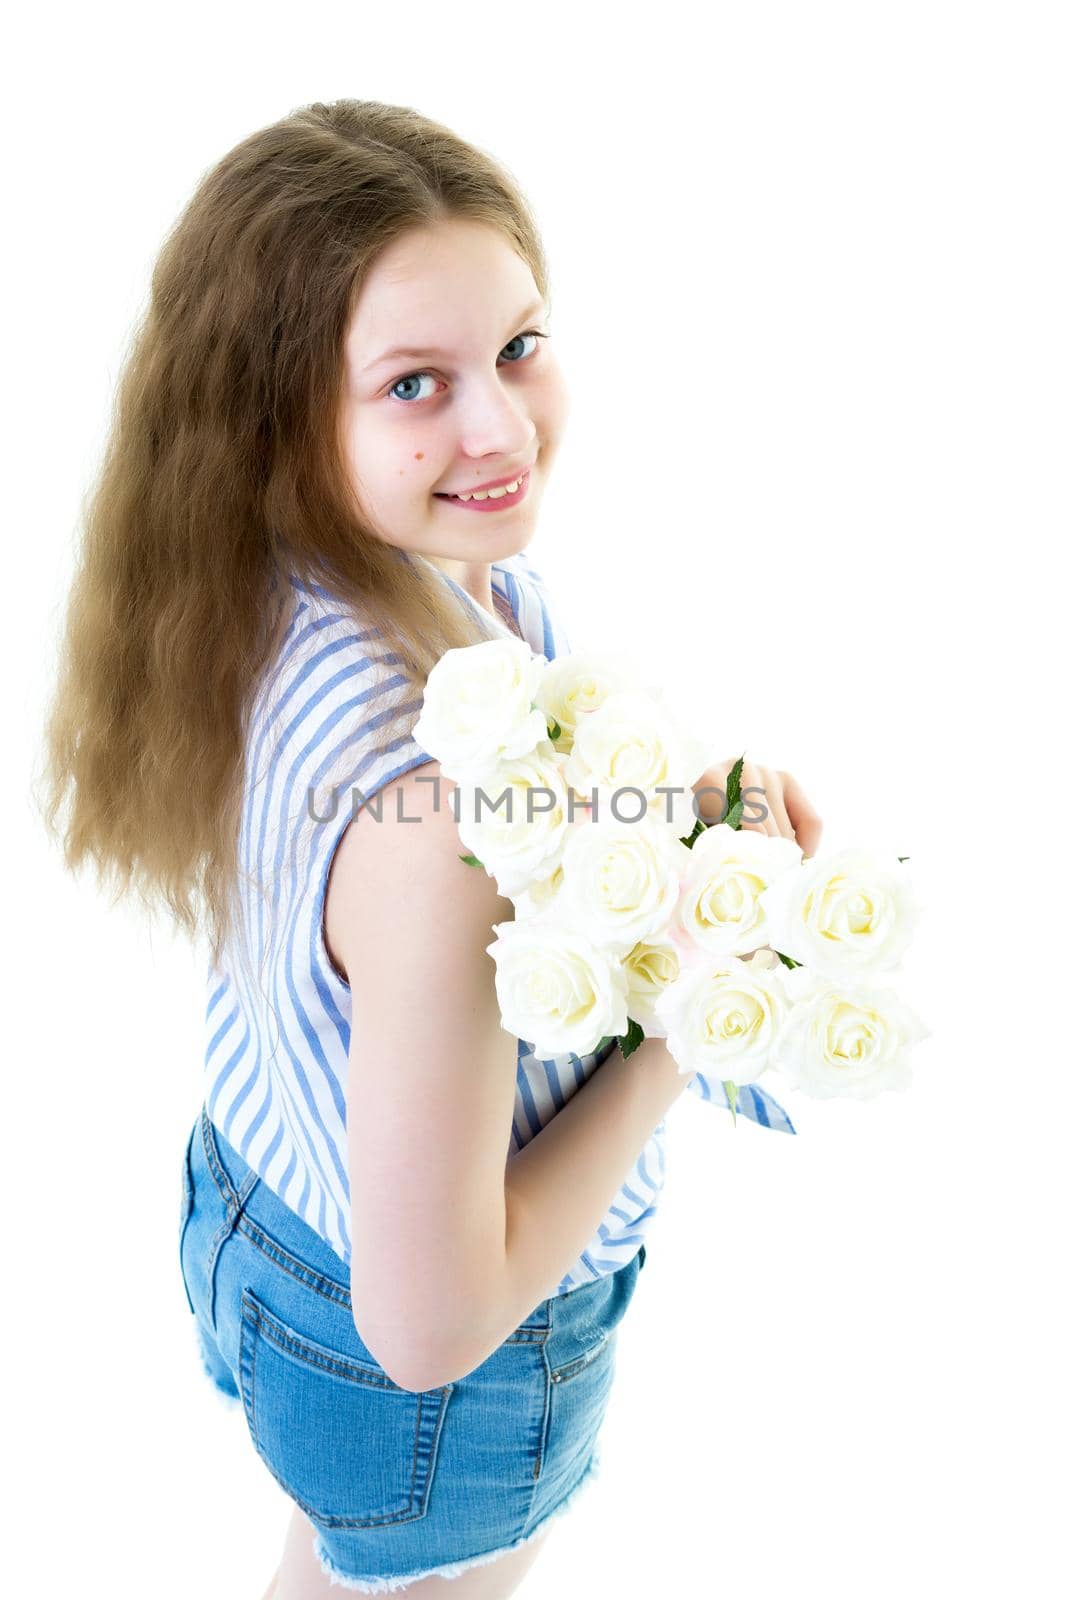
[311,1441,604,1593]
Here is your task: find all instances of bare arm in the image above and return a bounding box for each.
[499,1031,693,1355]
[328,759,516,1392]
[418,1032,694,1385]
[326,758,693,1393]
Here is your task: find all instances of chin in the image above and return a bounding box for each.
[494,527,538,562]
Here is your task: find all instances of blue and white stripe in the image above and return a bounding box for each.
[204,548,792,1300]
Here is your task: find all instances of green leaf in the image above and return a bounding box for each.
[683,751,746,840]
[458,852,483,868]
[724,753,745,824]
[618,1017,646,1059]
[680,815,708,849]
[546,715,562,740]
[723,1078,739,1127]
[898,855,910,862]
[773,950,801,969]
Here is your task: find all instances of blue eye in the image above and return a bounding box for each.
[387,330,549,405]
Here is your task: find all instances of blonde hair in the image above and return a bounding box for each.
[34,98,552,972]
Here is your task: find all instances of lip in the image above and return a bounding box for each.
[434,467,533,512]
[435,463,535,496]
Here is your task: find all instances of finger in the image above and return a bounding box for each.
[696,760,738,827]
[695,763,729,824]
[779,770,824,858]
[762,769,796,841]
[741,762,777,835]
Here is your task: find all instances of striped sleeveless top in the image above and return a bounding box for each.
[203,548,793,1299]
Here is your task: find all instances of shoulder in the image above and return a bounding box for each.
[283,575,383,660]
[325,753,511,986]
[251,576,423,814]
[269,577,405,710]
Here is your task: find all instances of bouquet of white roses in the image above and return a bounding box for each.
[412,636,930,1131]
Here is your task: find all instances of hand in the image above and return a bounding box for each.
[692,758,823,858]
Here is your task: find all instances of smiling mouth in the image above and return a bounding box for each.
[435,469,531,502]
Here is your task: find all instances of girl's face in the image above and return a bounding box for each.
[339,218,569,570]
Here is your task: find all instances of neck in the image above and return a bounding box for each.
[424,556,494,615]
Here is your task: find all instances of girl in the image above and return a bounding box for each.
[39,99,821,1598]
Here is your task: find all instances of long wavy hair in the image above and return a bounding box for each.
[34,98,551,973]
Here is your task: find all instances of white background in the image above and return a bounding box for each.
[9,3,1064,1595]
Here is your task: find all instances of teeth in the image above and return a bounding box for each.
[452,472,526,502]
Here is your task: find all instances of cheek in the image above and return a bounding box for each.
[340,414,408,493]
[536,361,570,431]
[337,410,372,484]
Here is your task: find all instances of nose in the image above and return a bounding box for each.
[454,376,537,461]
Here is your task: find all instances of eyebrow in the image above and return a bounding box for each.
[360,298,548,375]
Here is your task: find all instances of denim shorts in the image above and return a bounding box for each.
[178,1106,648,1594]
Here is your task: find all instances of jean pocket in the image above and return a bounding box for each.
[548,1327,617,1387]
[540,1326,618,1488]
[237,1287,453,1529]
[178,1121,196,1314]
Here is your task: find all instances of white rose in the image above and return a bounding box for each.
[758,848,921,979]
[671,823,805,959]
[555,814,690,953]
[653,954,788,1084]
[562,688,713,829]
[486,916,631,1060]
[412,637,549,782]
[534,652,643,756]
[770,966,931,1099]
[450,746,571,898]
[619,937,684,1036]
[512,862,565,920]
